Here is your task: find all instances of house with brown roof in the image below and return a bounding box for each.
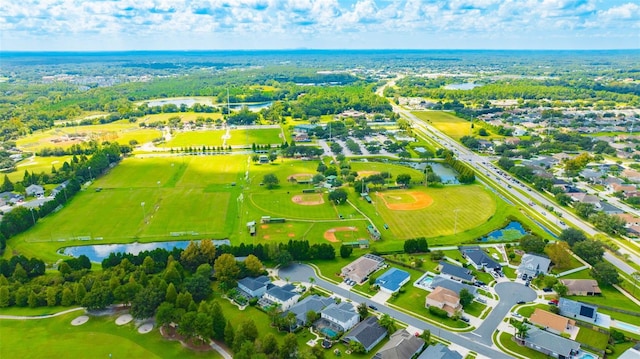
[615,213,640,228]
[341,254,384,284]
[529,308,576,335]
[425,286,461,317]
[559,279,602,296]
[622,168,640,183]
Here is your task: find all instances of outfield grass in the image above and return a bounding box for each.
[0,312,218,359]
[160,128,283,148]
[411,111,473,140]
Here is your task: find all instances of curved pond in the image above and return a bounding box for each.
[443,83,482,90]
[478,221,527,242]
[61,239,230,262]
[145,98,272,111]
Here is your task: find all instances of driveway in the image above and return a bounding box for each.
[465,282,536,345]
[278,264,515,359]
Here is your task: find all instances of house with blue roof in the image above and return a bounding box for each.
[263,284,301,311]
[237,275,271,298]
[438,261,475,283]
[375,267,411,294]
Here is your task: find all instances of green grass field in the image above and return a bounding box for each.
[0,311,219,359]
[159,128,283,148]
[411,111,473,140]
[9,155,74,182]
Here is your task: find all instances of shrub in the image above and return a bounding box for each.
[428,306,449,318]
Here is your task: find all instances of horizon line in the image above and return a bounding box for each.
[2,48,640,53]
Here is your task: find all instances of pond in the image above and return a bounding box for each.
[443,83,482,90]
[405,161,460,184]
[227,101,273,111]
[60,239,230,262]
[146,98,214,107]
[477,221,527,242]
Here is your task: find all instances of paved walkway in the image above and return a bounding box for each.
[210,341,232,359]
[0,307,84,320]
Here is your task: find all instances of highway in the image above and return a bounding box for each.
[391,104,640,274]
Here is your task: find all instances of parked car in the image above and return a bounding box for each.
[461,317,470,323]
[368,305,378,310]
[512,312,522,318]
[517,300,526,305]
[542,287,553,292]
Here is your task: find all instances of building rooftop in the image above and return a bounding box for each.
[529,308,575,333]
[417,343,462,359]
[431,276,478,296]
[559,279,602,296]
[438,261,474,282]
[373,329,424,359]
[375,267,410,292]
[343,316,387,352]
[524,324,580,357]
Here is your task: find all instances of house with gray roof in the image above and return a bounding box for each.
[0,192,23,204]
[343,316,387,353]
[430,276,477,297]
[558,298,599,324]
[237,275,271,298]
[285,295,335,328]
[518,254,551,278]
[320,302,359,332]
[438,261,474,283]
[522,324,580,359]
[263,285,301,311]
[373,329,425,359]
[417,343,462,359]
[460,246,501,272]
[597,202,624,215]
[25,184,44,197]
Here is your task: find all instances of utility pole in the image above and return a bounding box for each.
[453,209,460,235]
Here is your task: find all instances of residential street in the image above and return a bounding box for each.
[278,264,515,359]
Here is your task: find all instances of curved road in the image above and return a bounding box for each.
[279,264,516,359]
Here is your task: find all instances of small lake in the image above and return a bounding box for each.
[226,101,273,111]
[443,83,482,90]
[429,163,460,184]
[478,221,527,242]
[146,98,214,107]
[60,239,230,262]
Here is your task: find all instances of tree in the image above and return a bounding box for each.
[268,151,278,163]
[284,311,297,333]
[349,341,366,354]
[574,203,596,219]
[357,302,369,318]
[263,174,279,189]
[459,288,474,308]
[61,287,74,306]
[519,235,546,254]
[213,254,240,288]
[396,173,411,187]
[276,250,293,268]
[156,302,177,327]
[572,239,604,265]
[251,154,259,163]
[0,286,10,307]
[379,313,396,334]
[513,321,530,343]
[210,301,226,340]
[261,333,279,356]
[553,283,568,297]
[559,228,587,247]
[545,241,571,269]
[130,286,164,319]
[328,188,348,204]
[1,175,14,192]
[305,310,318,325]
[184,274,212,302]
[340,244,353,259]
[243,254,263,277]
[281,333,298,359]
[224,320,235,348]
[590,261,620,286]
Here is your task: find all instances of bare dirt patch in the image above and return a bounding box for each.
[324,226,358,243]
[292,193,324,205]
[376,191,434,210]
[288,233,296,237]
[261,224,269,229]
[287,173,314,182]
[357,171,381,178]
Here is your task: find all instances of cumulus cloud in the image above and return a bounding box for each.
[0,0,637,49]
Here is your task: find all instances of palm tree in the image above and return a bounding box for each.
[379,314,396,334]
[308,277,315,289]
[513,322,529,344]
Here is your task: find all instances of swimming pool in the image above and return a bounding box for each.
[420,277,433,287]
[321,328,338,338]
[616,321,640,333]
[577,353,595,359]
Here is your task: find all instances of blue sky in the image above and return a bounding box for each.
[1,0,639,51]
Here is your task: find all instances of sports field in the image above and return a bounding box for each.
[9,155,74,182]
[411,111,472,140]
[160,128,282,148]
[9,156,245,261]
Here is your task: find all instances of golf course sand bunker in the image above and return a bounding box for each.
[377,191,433,210]
[292,193,324,205]
[324,227,358,243]
[71,315,89,326]
[138,323,154,334]
[116,314,133,325]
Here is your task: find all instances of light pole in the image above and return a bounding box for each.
[141,202,146,221]
[88,166,93,181]
[453,209,460,235]
[29,208,36,225]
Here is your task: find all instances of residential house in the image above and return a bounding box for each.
[552,153,572,162]
[0,192,23,204]
[50,180,70,197]
[603,177,624,189]
[558,298,599,324]
[430,276,478,297]
[551,178,572,192]
[293,124,325,133]
[341,254,385,284]
[320,302,359,332]
[373,329,425,359]
[437,261,475,283]
[610,183,637,194]
[25,184,45,197]
[263,284,301,311]
[237,276,271,298]
[597,202,624,215]
[615,213,640,228]
[417,343,462,359]
[504,137,521,146]
[285,295,335,328]
[622,168,640,183]
[518,254,551,278]
[425,286,462,317]
[529,309,575,335]
[580,169,607,184]
[522,324,580,359]
[293,133,311,142]
[342,316,387,353]
[618,343,640,359]
[375,268,411,294]
[460,246,502,272]
[559,279,602,296]
[258,155,269,164]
